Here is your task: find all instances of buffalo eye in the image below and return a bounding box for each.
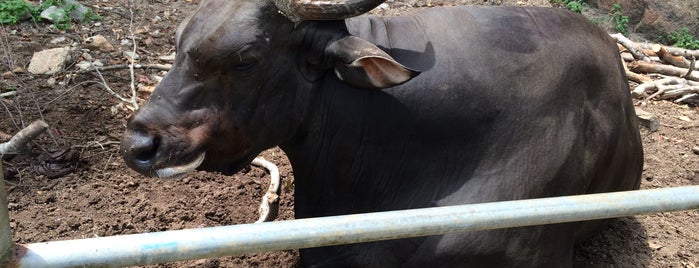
[230,60,258,72]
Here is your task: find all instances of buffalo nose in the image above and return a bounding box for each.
[122,130,160,173]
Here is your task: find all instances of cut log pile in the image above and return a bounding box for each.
[610,33,699,106]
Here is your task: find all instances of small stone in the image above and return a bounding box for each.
[84,35,114,51]
[47,77,57,85]
[123,51,139,61]
[678,116,692,122]
[76,60,92,71]
[50,36,67,44]
[648,241,663,250]
[27,47,71,75]
[692,146,699,155]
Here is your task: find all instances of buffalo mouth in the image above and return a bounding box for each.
[154,153,206,179]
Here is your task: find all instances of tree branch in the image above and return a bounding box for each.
[0,120,49,155]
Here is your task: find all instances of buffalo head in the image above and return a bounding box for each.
[120,0,418,178]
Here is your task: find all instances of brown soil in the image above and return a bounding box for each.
[1,1,697,267]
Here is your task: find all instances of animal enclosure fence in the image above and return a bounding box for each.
[1,162,699,267]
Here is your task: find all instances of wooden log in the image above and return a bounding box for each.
[638,43,699,59]
[0,120,49,155]
[660,86,699,99]
[652,44,692,69]
[675,93,698,104]
[617,44,657,57]
[629,61,699,82]
[631,82,656,98]
[610,33,652,62]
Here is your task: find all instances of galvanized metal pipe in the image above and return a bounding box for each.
[0,162,12,265]
[8,185,699,267]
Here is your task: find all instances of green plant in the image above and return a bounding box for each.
[549,0,586,13]
[667,28,699,50]
[0,0,101,30]
[611,4,629,35]
[0,0,37,24]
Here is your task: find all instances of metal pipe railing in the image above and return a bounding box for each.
[2,184,698,267]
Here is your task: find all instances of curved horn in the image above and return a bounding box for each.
[273,0,386,22]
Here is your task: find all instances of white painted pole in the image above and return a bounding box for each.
[8,185,699,268]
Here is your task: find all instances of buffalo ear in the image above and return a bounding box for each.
[326,36,420,89]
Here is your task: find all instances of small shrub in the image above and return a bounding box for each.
[0,0,37,24]
[549,0,586,13]
[0,0,101,30]
[611,4,629,35]
[667,28,699,50]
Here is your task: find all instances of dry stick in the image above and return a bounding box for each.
[652,44,692,69]
[128,8,138,110]
[610,33,651,62]
[631,77,695,98]
[646,84,684,100]
[76,63,172,73]
[85,54,138,109]
[0,91,17,98]
[621,59,652,84]
[252,157,281,223]
[675,93,698,103]
[629,61,699,82]
[638,43,699,59]
[660,86,699,100]
[0,120,48,155]
[683,57,696,78]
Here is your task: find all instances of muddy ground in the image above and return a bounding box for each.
[1,0,697,267]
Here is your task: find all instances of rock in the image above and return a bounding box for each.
[76,60,102,71]
[589,0,699,41]
[84,35,114,52]
[635,108,660,132]
[27,47,71,75]
[692,146,699,155]
[50,36,67,44]
[40,0,90,22]
[123,51,139,62]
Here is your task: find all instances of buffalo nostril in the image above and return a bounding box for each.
[132,134,160,165]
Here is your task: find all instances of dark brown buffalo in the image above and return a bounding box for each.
[121,0,643,266]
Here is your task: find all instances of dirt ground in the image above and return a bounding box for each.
[1,0,697,267]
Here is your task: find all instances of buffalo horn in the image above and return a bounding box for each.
[273,0,386,22]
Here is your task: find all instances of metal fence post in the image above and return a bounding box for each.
[0,161,12,265]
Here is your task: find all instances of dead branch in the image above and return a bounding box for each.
[252,157,281,223]
[652,44,692,69]
[621,60,652,84]
[0,120,48,155]
[638,43,699,59]
[76,63,172,73]
[660,87,699,100]
[675,93,698,104]
[631,76,699,101]
[84,53,139,110]
[629,61,699,82]
[0,91,17,98]
[128,8,138,111]
[610,33,651,62]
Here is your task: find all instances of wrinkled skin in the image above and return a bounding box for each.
[121,0,643,266]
